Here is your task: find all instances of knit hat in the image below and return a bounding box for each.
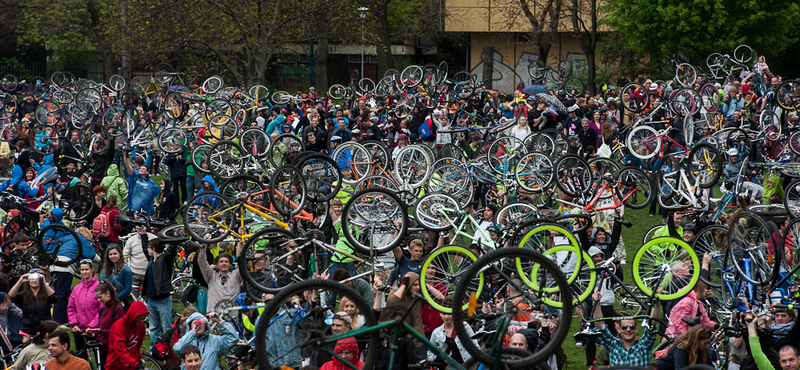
[588,246,603,257]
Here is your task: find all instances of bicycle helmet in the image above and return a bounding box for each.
[25,364,47,370]
[726,148,739,156]
[683,222,698,233]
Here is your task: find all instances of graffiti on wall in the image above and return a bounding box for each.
[470,50,587,93]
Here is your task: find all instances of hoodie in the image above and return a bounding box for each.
[158,179,180,221]
[128,171,160,216]
[67,275,102,329]
[194,175,220,207]
[320,337,364,370]
[106,301,149,370]
[0,165,39,198]
[173,312,238,370]
[387,272,424,335]
[100,164,128,207]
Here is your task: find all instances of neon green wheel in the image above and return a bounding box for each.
[420,245,482,313]
[632,237,699,301]
[526,246,596,307]
[517,223,582,284]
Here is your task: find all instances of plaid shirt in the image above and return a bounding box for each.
[593,325,656,367]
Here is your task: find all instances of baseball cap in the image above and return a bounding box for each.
[568,104,580,113]
[325,311,353,326]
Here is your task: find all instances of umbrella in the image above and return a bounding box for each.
[522,85,548,95]
[535,93,568,114]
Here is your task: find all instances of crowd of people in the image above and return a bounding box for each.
[0,54,797,370]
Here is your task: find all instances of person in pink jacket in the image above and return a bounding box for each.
[665,279,716,338]
[67,260,102,360]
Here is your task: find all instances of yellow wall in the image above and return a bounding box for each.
[468,32,588,93]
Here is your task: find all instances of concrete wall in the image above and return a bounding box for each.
[468,32,588,93]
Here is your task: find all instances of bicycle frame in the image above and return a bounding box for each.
[556,176,636,213]
[436,207,496,250]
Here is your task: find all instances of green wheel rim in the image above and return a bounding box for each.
[527,246,596,308]
[517,224,582,285]
[420,245,483,313]
[632,237,699,301]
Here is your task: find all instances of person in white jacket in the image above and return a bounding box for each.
[122,225,158,291]
[427,309,479,365]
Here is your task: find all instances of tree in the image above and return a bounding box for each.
[570,0,599,94]
[17,0,122,79]
[605,0,799,61]
[516,0,565,64]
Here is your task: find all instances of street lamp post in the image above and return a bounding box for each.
[358,7,368,81]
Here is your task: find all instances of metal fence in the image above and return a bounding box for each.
[0,65,47,81]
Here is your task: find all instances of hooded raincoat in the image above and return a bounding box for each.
[106,301,149,370]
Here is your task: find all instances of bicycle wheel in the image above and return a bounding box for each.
[157,127,187,154]
[626,125,660,159]
[341,188,407,254]
[733,44,753,63]
[693,225,729,288]
[420,245,482,313]
[35,102,60,125]
[516,223,582,284]
[79,123,110,155]
[514,152,554,193]
[239,227,303,293]
[776,80,800,110]
[687,143,723,189]
[240,128,271,158]
[631,237,699,301]
[190,143,211,174]
[268,134,304,169]
[620,83,650,113]
[328,84,346,100]
[218,174,266,204]
[487,136,525,174]
[675,63,697,86]
[427,164,473,209]
[700,84,721,113]
[525,132,554,156]
[3,214,40,243]
[183,191,235,244]
[400,65,423,87]
[60,185,93,221]
[414,192,461,232]
[209,140,244,180]
[37,224,81,267]
[615,166,653,209]
[254,279,379,370]
[588,157,621,199]
[562,76,584,96]
[141,354,163,370]
[528,59,546,79]
[538,246,596,307]
[393,145,432,189]
[452,248,572,368]
[759,109,782,142]
[296,154,342,203]
[612,283,645,316]
[495,202,539,227]
[554,154,593,197]
[785,179,800,218]
[727,211,779,286]
[268,165,307,218]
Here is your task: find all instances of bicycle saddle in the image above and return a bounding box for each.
[615,218,633,228]
[681,317,702,327]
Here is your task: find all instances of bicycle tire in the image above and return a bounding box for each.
[540,246,596,307]
[296,154,342,203]
[452,248,572,368]
[342,188,408,254]
[393,145,432,189]
[776,80,800,111]
[516,223,583,285]
[686,143,723,189]
[38,224,82,267]
[414,192,460,232]
[514,152,554,193]
[692,225,728,288]
[785,179,800,218]
[495,201,539,227]
[239,227,304,293]
[626,125,660,159]
[427,163,473,209]
[254,279,379,370]
[268,165,307,218]
[141,354,163,370]
[218,174,266,205]
[553,154,593,197]
[400,65,424,88]
[700,84,720,113]
[209,140,245,180]
[733,44,753,64]
[3,214,40,243]
[562,76,584,96]
[328,84,346,100]
[190,143,212,175]
[183,191,235,244]
[419,245,482,313]
[29,124,59,156]
[620,83,650,113]
[269,134,304,169]
[60,185,94,221]
[631,237,699,301]
[615,166,654,209]
[727,211,779,287]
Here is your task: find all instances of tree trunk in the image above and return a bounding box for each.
[315,25,330,92]
[586,51,596,94]
[482,46,495,90]
[374,0,393,75]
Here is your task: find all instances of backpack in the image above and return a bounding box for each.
[92,210,112,238]
[419,118,435,140]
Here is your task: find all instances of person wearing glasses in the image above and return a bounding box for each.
[67,260,102,360]
[197,242,242,315]
[589,287,662,367]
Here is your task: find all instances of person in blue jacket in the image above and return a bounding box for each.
[123,149,160,216]
[0,165,40,199]
[173,311,238,370]
[45,209,96,324]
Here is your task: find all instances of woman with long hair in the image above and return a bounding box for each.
[511,115,531,148]
[8,271,56,343]
[88,280,125,370]
[339,296,366,330]
[656,325,714,370]
[67,260,103,359]
[98,244,133,309]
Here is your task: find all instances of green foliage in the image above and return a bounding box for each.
[605,0,800,60]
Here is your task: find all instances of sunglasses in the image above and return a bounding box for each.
[619,324,636,330]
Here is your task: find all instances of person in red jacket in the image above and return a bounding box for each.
[106,300,149,370]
